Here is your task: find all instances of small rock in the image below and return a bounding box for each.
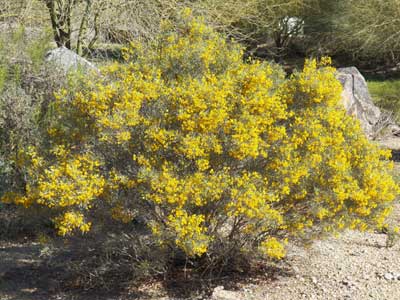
[311,276,318,284]
[45,46,99,74]
[242,287,253,294]
[212,286,243,300]
[341,279,350,286]
[384,272,394,281]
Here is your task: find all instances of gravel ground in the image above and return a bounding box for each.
[236,230,400,300]
[210,203,400,300]
[2,223,400,300]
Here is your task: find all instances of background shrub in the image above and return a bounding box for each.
[0,25,65,239]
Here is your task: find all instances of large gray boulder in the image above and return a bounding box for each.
[45,46,99,74]
[337,67,400,151]
[336,67,383,139]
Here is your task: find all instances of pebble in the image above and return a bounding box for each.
[341,279,351,286]
[393,273,400,280]
[384,272,394,281]
[311,276,318,284]
[211,286,242,300]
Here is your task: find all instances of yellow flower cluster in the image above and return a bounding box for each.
[167,210,209,256]
[3,11,398,259]
[1,191,32,208]
[260,237,287,260]
[275,60,399,236]
[2,147,105,236]
[37,152,105,210]
[55,211,91,236]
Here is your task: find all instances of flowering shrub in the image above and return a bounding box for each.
[2,10,398,262]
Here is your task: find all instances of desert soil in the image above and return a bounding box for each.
[2,213,400,300]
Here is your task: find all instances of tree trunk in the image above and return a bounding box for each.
[43,0,72,49]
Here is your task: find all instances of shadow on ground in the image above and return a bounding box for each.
[391,149,400,162]
[0,241,143,300]
[161,262,294,299]
[0,239,295,300]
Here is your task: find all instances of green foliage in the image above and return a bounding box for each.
[368,79,400,121]
[27,29,53,69]
[0,25,60,198]
[0,65,7,93]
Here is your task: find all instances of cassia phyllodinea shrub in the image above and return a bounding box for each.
[2,9,398,261]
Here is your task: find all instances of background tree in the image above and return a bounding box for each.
[190,0,319,60]
[39,0,182,54]
[337,0,400,66]
[42,0,97,52]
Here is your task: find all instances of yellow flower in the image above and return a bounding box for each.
[260,237,286,259]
